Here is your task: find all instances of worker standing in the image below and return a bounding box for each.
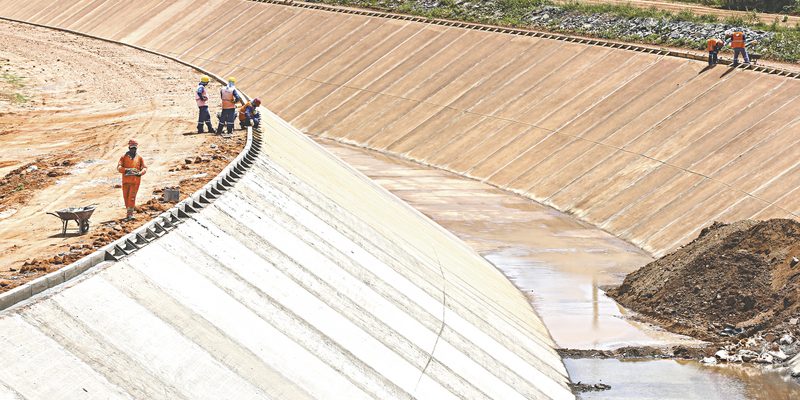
[215,76,242,135]
[195,75,214,134]
[239,97,262,131]
[117,139,147,221]
[728,30,750,66]
[706,37,724,66]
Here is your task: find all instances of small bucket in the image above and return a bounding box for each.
[163,187,180,203]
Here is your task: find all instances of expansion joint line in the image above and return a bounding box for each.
[251,0,800,79]
[414,248,447,393]
[191,46,798,220]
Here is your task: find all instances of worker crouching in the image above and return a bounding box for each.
[239,97,262,131]
[216,76,242,135]
[117,139,147,221]
[706,38,723,66]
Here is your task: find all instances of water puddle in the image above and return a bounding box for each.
[567,358,800,399]
[319,139,800,398]
[484,246,698,350]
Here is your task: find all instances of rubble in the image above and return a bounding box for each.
[608,219,800,370]
[526,6,774,49]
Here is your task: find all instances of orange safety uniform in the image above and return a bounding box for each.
[220,86,237,109]
[238,101,253,121]
[117,154,146,208]
[731,32,745,48]
[706,38,723,52]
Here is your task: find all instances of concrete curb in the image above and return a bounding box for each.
[251,0,800,79]
[0,19,263,311]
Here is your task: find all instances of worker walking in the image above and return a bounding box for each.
[706,37,724,66]
[239,97,262,131]
[117,139,147,221]
[727,30,750,66]
[215,76,242,135]
[195,75,214,134]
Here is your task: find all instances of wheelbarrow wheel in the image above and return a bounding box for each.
[80,219,90,234]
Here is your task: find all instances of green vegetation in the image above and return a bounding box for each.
[1,71,28,104]
[306,0,800,62]
[2,72,25,88]
[721,0,799,14]
[558,2,720,23]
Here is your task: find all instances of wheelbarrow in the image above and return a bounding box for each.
[47,205,97,235]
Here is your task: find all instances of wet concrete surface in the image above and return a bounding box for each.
[321,139,800,398]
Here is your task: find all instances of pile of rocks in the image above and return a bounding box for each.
[702,328,800,371]
[526,5,774,48]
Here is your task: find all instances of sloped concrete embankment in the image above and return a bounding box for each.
[0,101,573,398]
[4,0,792,257]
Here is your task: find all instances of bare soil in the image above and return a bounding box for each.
[0,20,244,292]
[608,219,800,343]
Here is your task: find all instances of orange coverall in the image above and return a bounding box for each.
[117,154,146,209]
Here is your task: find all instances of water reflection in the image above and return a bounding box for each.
[567,358,800,400]
[320,140,800,398]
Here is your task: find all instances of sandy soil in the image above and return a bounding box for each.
[0,20,243,292]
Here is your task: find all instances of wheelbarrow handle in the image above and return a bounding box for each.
[46,212,61,218]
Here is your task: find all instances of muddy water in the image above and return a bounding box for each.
[320,139,800,398]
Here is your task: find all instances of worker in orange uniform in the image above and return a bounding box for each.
[215,76,242,135]
[727,30,750,66]
[117,139,147,220]
[706,37,724,66]
[238,97,262,131]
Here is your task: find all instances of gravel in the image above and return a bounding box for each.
[526,5,774,48]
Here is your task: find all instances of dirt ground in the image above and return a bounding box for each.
[609,219,800,347]
[0,20,243,292]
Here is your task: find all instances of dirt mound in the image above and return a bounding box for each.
[608,219,800,342]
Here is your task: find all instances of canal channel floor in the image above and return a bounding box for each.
[320,139,800,399]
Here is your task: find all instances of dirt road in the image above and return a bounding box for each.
[0,20,243,292]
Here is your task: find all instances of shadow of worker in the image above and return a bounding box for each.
[719,65,740,78]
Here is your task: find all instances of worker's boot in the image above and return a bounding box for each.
[197,123,204,134]
[125,208,134,221]
[206,122,214,133]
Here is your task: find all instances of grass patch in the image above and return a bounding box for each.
[1,72,25,89]
[1,71,28,103]
[9,93,28,103]
[303,0,800,62]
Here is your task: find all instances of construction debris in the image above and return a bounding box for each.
[608,219,800,367]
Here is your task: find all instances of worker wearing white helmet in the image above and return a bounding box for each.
[195,75,214,134]
[216,76,242,135]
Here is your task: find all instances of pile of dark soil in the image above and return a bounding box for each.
[608,219,800,342]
